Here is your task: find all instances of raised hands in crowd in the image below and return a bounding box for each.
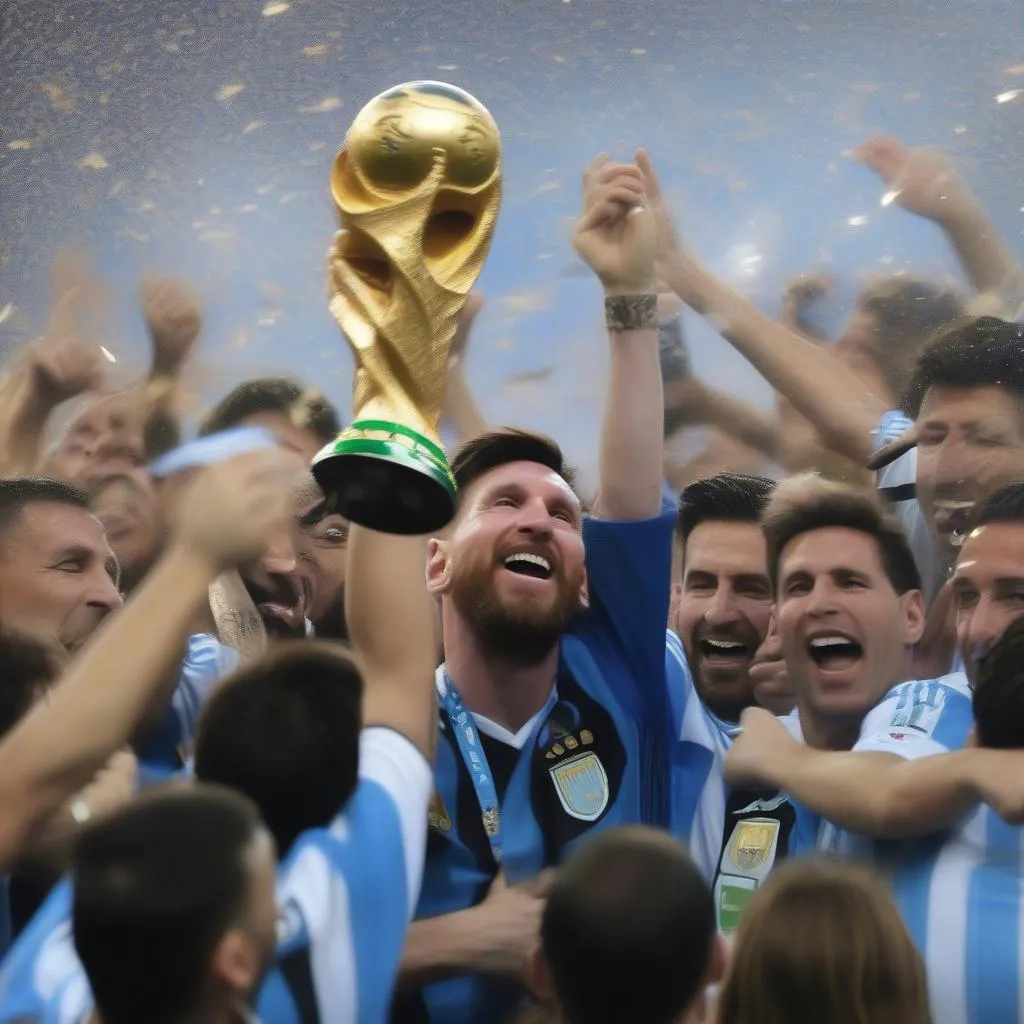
[0,124,1021,1024]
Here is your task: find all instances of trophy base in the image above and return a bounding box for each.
[311,421,457,535]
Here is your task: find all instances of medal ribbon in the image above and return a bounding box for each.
[436,667,556,867]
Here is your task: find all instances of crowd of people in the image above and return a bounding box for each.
[0,132,1021,1024]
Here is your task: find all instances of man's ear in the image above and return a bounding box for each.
[426,537,451,598]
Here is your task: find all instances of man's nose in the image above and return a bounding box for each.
[259,525,298,576]
[515,497,555,535]
[87,571,124,612]
[704,586,739,625]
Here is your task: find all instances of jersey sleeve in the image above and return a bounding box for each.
[172,634,240,743]
[353,728,433,915]
[853,679,974,760]
[577,513,675,725]
[273,729,432,1024]
[873,409,915,454]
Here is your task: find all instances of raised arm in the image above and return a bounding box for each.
[575,152,662,521]
[856,136,1023,302]
[644,157,887,465]
[0,447,296,868]
[725,701,976,839]
[345,525,438,759]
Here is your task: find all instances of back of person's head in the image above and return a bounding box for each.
[761,473,920,596]
[0,630,62,738]
[199,377,341,445]
[677,473,776,543]
[716,859,931,1024]
[194,641,363,856]
[0,477,90,543]
[451,427,578,499]
[538,827,718,1024]
[973,614,1024,748]
[901,316,1024,418]
[73,785,273,1024]
[858,277,963,400]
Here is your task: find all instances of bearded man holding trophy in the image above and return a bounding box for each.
[312,81,676,1024]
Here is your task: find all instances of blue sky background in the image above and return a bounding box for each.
[2,0,1023,483]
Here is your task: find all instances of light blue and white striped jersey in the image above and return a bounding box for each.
[137,633,240,784]
[666,629,815,934]
[824,675,1024,1024]
[0,728,432,1024]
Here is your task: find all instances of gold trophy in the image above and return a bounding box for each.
[311,81,502,533]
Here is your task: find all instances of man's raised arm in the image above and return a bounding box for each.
[345,525,438,760]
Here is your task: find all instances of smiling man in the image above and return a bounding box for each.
[763,474,926,754]
[666,473,817,932]
[0,479,122,654]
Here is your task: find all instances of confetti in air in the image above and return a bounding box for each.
[0,303,12,325]
[297,97,342,114]
[77,153,108,171]
[262,2,290,15]
[100,346,117,363]
[996,90,1022,104]
[217,83,246,103]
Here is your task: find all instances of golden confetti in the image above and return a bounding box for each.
[262,1,290,15]
[7,139,33,150]
[996,90,1022,104]
[242,120,265,134]
[630,48,647,55]
[302,44,329,57]
[78,153,108,171]
[0,303,12,325]
[1005,63,1024,76]
[954,125,968,134]
[41,83,75,114]
[297,96,342,114]
[217,83,245,103]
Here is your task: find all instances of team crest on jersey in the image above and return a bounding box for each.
[729,818,779,872]
[428,792,452,833]
[550,750,609,821]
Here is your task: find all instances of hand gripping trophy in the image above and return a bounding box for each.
[311,81,501,533]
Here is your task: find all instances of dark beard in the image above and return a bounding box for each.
[313,588,349,642]
[451,559,583,667]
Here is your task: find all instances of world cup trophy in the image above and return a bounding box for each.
[311,81,502,533]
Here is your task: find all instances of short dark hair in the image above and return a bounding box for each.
[973,615,1024,749]
[974,481,1024,529]
[451,427,577,496]
[200,378,341,445]
[901,316,1024,419]
[194,642,363,856]
[677,473,777,544]
[858,277,963,400]
[0,478,90,540]
[0,631,62,738]
[542,827,715,1024]
[73,785,264,1024]
[762,474,920,595]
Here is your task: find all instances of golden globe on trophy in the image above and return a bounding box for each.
[311,81,502,534]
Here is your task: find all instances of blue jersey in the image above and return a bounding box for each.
[0,729,432,1024]
[137,633,239,780]
[826,676,1011,1024]
[394,514,674,1024]
[666,631,820,935]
